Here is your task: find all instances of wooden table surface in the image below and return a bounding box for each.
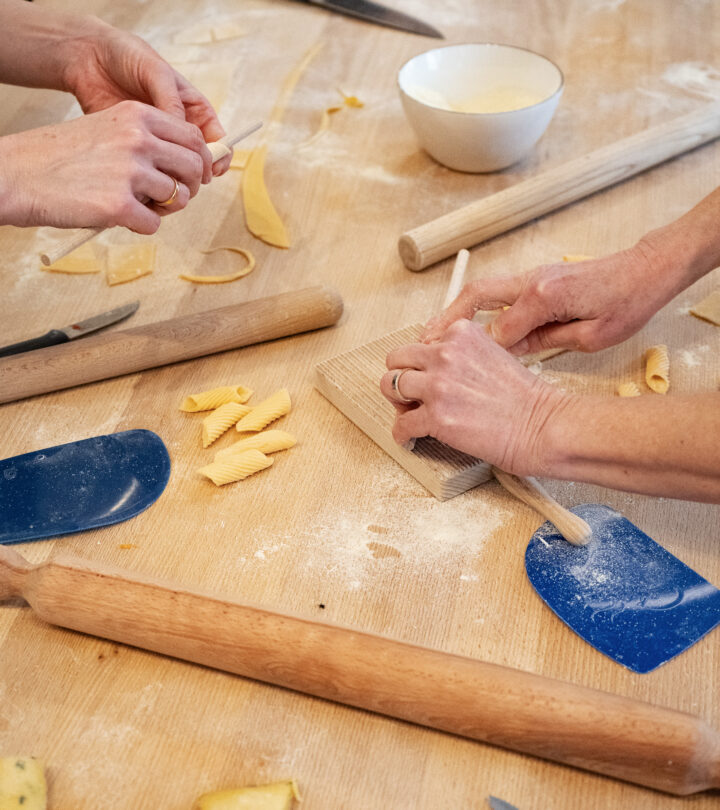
[1,1,719,807]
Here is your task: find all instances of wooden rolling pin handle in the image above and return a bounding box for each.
[0,285,343,404]
[399,102,720,270]
[2,547,718,795]
[492,467,592,545]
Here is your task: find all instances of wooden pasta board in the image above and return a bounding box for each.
[315,324,493,500]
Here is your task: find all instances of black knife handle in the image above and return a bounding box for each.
[0,329,69,358]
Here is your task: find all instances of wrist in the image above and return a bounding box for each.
[57,15,113,95]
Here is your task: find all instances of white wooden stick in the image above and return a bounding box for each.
[39,122,262,267]
[442,248,469,309]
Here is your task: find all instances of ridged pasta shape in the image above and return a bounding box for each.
[199,450,273,485]
[235,389,291,433]
[644,345,670,394]
[202,402,253,447]
[180,384,253,412]
[616,381,641,398]
[215,429,297,460]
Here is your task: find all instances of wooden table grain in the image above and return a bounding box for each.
[1,1,718,808]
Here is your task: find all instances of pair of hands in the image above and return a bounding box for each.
[1,17,230,231]
[380,245,670,474]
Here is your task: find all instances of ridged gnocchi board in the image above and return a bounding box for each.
[315,324,493,500]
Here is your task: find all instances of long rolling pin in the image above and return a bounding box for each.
[39,122,262,267]
[1,545,718,796]
[399,102,720,271]
[0,285,343,404]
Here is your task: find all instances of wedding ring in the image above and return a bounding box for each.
[391,368,415,404]
[156,178,179,207]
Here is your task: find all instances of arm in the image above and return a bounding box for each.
[422,185,720,354]
[380,321,720,504]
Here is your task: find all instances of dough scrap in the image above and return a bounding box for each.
[562,254,595,263]
[199,449,273,485]
[690,289,720,326]
[192,779,300,809]
[179,247,256,284]
[229,149,251,170]
[616,381,642,397]
[243,145,290,248]
[41,243,99,274]
[180,384,253,412]
[106,244,156,286]
[0,757,46,810]
[173,21,245,45]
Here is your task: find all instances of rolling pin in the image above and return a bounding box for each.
[1,545,718,796]
[39,122,262,268]
[399,102,720,270]
[0,286,343,404]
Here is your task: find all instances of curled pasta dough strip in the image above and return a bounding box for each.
[179,247,255,284]
[199,449,273,485]
[202,402,252,447]
[235,389,291,433]
[644,345,670,394]
[616,381,641,398]
[215,429,297,460]
[180,384,253,412]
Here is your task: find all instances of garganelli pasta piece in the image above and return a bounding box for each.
[202,402,252,447]
[179,248,255,284]
[180,384,253,412]
[235,389,291,433]
[214,429,297,460]
[616,381,641,397]
[644,345,670,394]
[199,449,273,485]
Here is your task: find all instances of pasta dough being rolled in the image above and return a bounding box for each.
[180,385,253,412]
[199,449,273,485]
[215,429,297,459]
[644,345,670,394]
[235,389,291,433]
[202,402,252,447]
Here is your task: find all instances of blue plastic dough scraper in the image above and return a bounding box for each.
[0,429,170,544]
[525,503,720,673]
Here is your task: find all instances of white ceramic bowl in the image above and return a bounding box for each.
[398,43,564,173]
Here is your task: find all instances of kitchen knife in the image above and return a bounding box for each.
[0,300,139,358]
[295,0,443,38]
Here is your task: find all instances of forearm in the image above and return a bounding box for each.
[537,393,720,503]
[0,1,106,90]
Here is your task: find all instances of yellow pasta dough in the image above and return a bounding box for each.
[644,345,670,394]
[179,248,256,284]
[173,20,245,45]
[690,289,720,326]
[180,385,253,412]
[616,381,642,397]
[202,402,253,447]
[41,243,99,274]
[193,779,300,809]
[242,145,290,248]
[106,244,156,286]
[562,254,595,263]
[229,149,251,170]
[199,449,273,485]
[215,429,297,459]
[235,389,291,432]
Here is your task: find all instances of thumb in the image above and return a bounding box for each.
[488,292,551,350]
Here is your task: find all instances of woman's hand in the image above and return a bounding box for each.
[421,245,680,355]
[0,101,212,232]
[380,319,569,475]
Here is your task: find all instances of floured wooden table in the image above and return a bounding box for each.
[1,1,718,807]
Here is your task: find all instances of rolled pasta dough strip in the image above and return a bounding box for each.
[199,449,273,485]
[193,779,300,809]
[202,402,252,447]
[179,248,255,284]
[215,429,296,459]
[235,389,291,432]
[180,385,253,412]
[644,345,670,394]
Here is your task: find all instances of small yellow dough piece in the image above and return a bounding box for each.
[339,89,364,108]
[0,757,47,810]
[193,779,300,810]
[42,243,99,274]
[644,344,670,394]
[215,429,296,460]
[562,254,595,263]
[690,289,720,326]
[235,389,291,433]
[242,145,290,248]
[202,402,253,447]
[106,244,156,286]
[180,248,256,284]
[616,381,642,397]
[199,449,273,485]
[229,149,251,170]
[173,21,245,45]
[180,385,253,412]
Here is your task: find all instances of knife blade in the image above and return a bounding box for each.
[298,0,443,38]
[0,300,139,358]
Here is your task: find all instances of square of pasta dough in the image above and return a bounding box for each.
[42,243,100,274]
[690,289,720,326]
[106,244,156,286]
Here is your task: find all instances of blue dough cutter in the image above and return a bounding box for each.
[0,429,170,544]
[525,503,720,673]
